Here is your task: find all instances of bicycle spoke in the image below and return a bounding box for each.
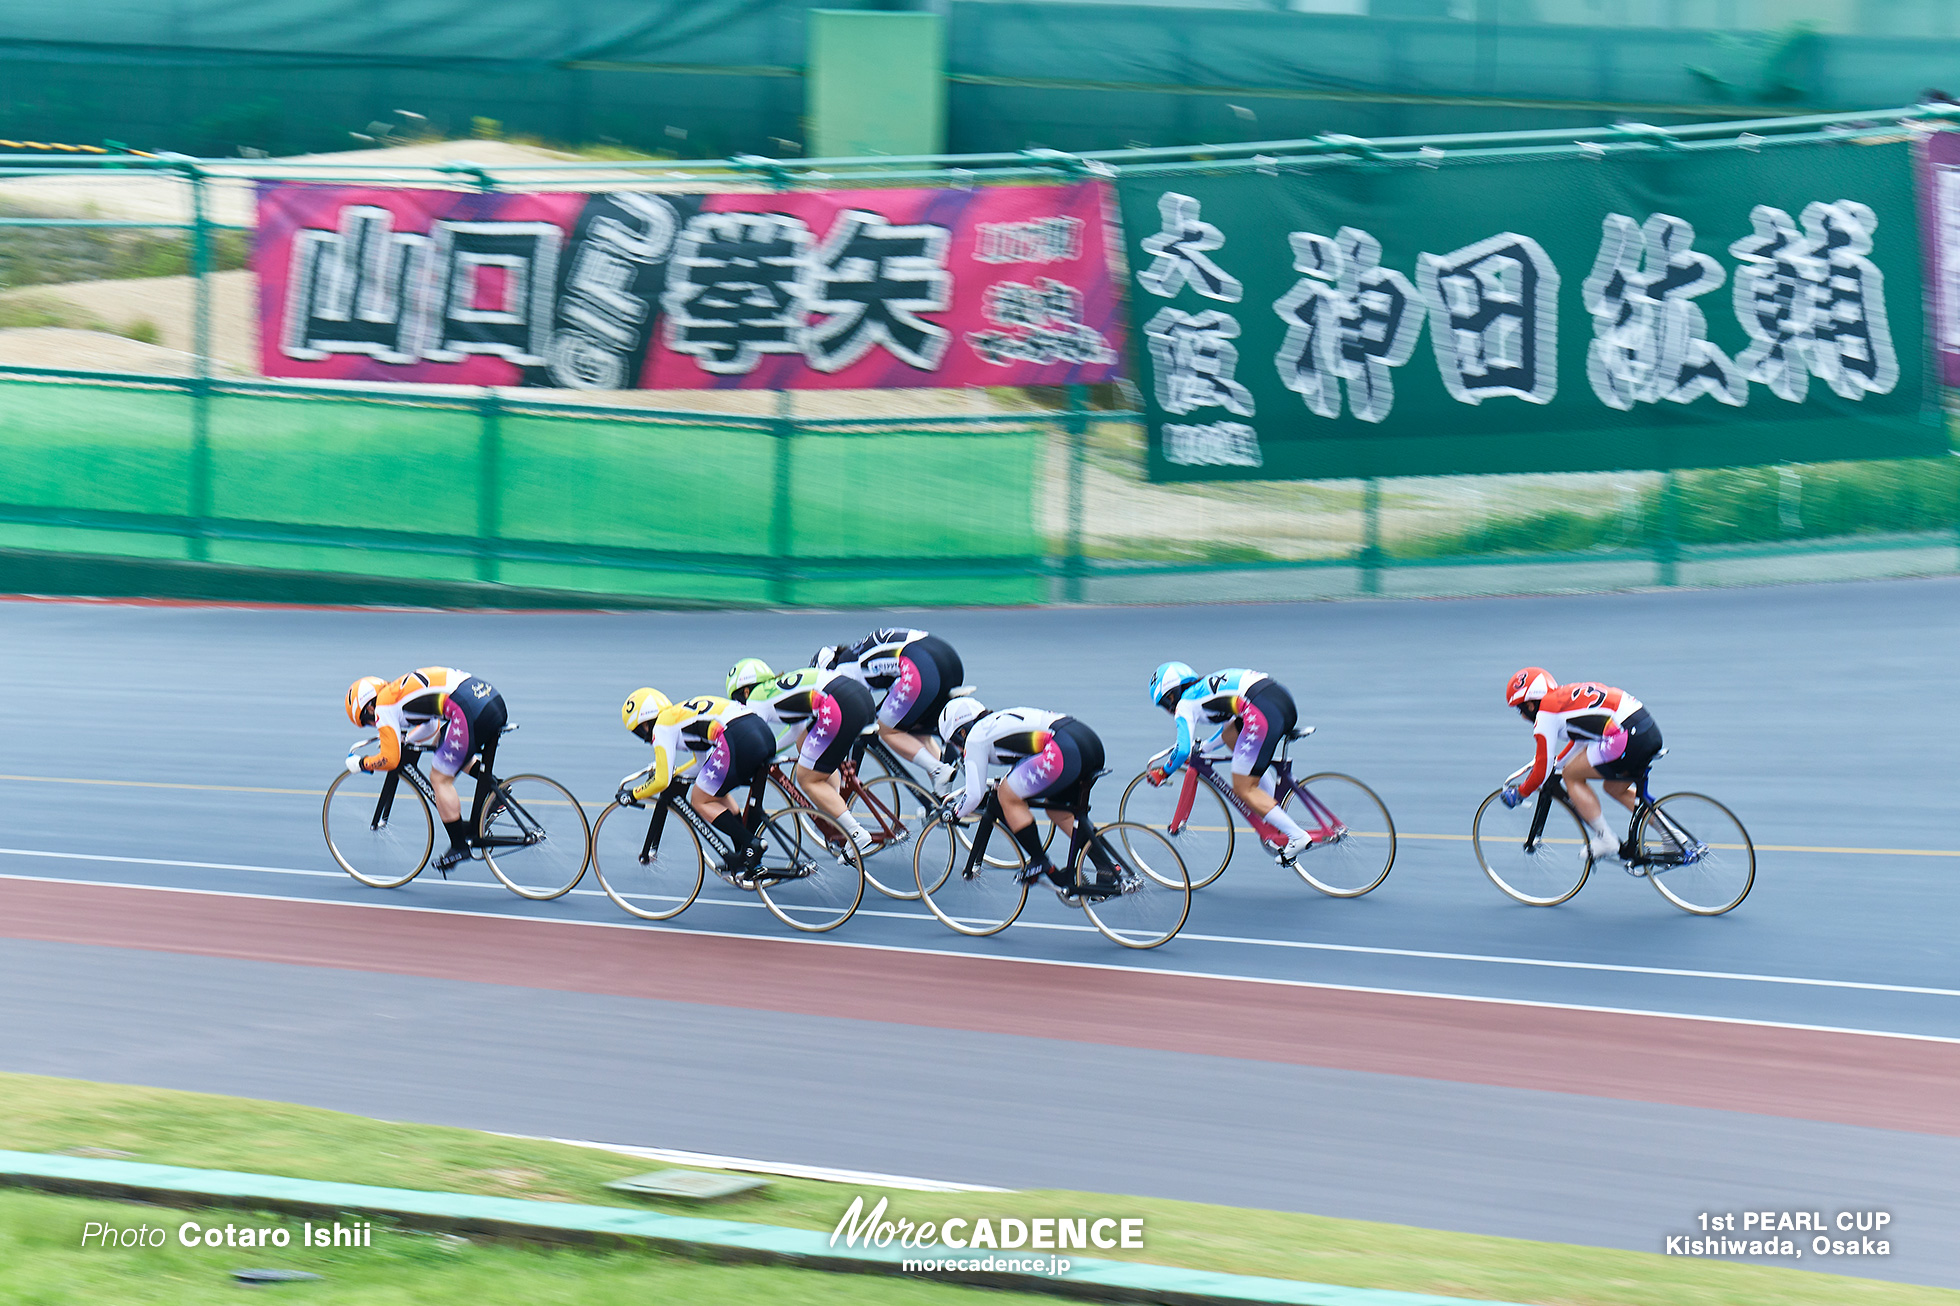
[481,774,591,901]
[1117,768,1233,889]
[1080,823,1190,948]
[846,774,935,900]
[1640,793,1754,915]
[1472,788,1592,906]
[753,805,865,932]
[323,768,432,889]
[914,816,1028,936]
[592,801,704,921]
[1279,774,1395,897]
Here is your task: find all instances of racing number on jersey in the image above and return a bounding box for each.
[681,696,719,715]
[1566,684,1607,711]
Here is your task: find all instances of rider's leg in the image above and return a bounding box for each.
[430,769,462,824]
[796,765,846,818]
[690,786,751,866]
[1561,755,1621,856]
[1603,779,1640,814]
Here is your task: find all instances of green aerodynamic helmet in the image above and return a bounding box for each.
[726,657,775,704]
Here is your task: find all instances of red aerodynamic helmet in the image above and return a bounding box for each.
[1504,667,1558,707]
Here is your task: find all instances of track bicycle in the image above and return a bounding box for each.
[590,771,865,932]
[913,776,1191,949]
[747,729,936,901]
[322,731,591,900]
[1471,750,1754,914]
[852,724,1050,870]
[1116,728,1395,896]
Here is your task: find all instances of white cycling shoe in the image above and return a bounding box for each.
[1280,832,1313,862]
[1585,828,1620,862]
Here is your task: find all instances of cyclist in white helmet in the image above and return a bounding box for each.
[936,697,1110,902]
[1146,660,1314,861]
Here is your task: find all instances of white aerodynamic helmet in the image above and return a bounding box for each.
[938,696,987,750]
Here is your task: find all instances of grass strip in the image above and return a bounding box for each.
[0,1186,1042,1305]
[0,1072,1944,1306]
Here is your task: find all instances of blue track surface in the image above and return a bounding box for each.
[2,578,1955,1038]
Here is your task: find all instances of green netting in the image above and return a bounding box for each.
[0,377,1051,607]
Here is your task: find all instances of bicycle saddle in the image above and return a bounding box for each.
[1284,726,1315,741]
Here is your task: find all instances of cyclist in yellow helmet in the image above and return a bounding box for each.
[620,688,775,881]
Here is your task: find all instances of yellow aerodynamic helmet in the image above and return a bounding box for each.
[622,687,672,741]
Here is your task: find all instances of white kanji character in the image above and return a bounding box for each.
[1729,200,1897,403]
[1418,232,1559,406]
[1273,227,1422,423]
[1144,308,1254,417]
[662,212,812,375]
[1136,193,1244,303]
[801,211,952,373]
[1583,213,1743,410]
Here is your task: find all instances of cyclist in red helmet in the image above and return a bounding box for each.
[1503,666,1663,862]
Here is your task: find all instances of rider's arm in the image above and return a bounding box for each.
[951,716,1006,818]
[631,721,680,800]
[1163,700,1202,776]
[1516,716,1559,798]
[363,704,405,772]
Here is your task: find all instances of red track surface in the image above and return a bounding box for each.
[3,876,1952,1138]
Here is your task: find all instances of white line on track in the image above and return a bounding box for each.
[3,846,1957,1002]
[2,865,1957,1045]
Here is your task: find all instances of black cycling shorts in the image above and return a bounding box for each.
[879,633,964,735]
[803,675,876,775]
[1592,707,1663,782]
[1008,716,1105,811]
[698,712,777,798]
[1234,679,1297,779]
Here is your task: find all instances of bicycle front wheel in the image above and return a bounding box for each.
[1080,822,1191,949]
[480,774,592,901]
[1281,773,1395,897]
[1117,769,1233,889]
[323,769,432,889]
[1473,789,1592,906]
[1638,792,1755,916]
[914,816,1029,937]
[591,801,704,921]
[846,774,936,900]
[753,805,865,933]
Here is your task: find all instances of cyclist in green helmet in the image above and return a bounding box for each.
[728,657,879,857]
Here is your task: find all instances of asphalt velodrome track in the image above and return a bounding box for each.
[2,579,1957,1288]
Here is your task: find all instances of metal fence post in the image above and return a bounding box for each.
[186,162,213,562]
[770,390,795,606]
[1064,384,1088,603]
[1656,469,1680,586]
[477,388,503,585]
[1360,477,1383,595]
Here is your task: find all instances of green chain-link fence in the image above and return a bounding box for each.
[0,108,1954,608]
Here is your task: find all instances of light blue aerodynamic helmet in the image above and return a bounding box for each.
[1149,661,1200,711]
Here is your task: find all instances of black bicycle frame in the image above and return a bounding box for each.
[1527,770,1700,869]
[628,770,773,866]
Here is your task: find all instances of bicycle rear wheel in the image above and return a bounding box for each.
[1473,789,1592,906]
[753,805,865,933]
[1080,822,1191,949]
[480,774,592,901]
[591,801,705,921]
[1280,773,1395,897]
[846,774,936,900]
[1638,792,1755,916]
[1117,769,1233,889]
[914,816,1029,937]
[323,769,432,889]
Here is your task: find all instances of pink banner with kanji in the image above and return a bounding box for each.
[255,180,1123,391]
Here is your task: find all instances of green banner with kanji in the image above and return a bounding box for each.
[1115,137,1938,482]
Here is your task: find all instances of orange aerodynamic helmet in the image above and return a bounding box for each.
[345,676,386,727]
[1504,667,1558,708]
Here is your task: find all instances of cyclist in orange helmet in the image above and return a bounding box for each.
[345,668,507,873]
[1503,666,1663,862]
